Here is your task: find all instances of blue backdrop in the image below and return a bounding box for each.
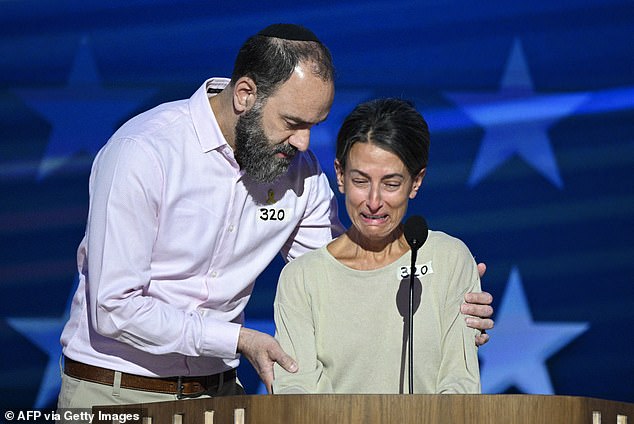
[1,0,633,412]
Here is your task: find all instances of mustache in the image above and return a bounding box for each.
[274,143,298,157]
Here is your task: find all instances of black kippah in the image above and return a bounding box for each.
[257,23,321,42]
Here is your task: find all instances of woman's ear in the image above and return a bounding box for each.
[334,159,345,194]
[409,168,426,199]
[233,77,257,113]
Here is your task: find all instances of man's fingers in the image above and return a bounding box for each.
[464,291,493,306]
[466,266,493,348]
[465,316,495,330]
[271,348,298,373]
[461,303,494,320]
[475,331,490,347]
[477,262,487,278]
[258,360,275,393]
[238,328,298,391]
[257,346,297,393]
[281,356,298,373]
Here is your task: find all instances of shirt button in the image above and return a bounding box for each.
[228,225,235,232]
[211,271,218,278]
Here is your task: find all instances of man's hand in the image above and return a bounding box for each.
[462,263,495,346]
[237,327,298,393]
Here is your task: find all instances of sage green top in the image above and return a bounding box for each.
[272,230,481,394]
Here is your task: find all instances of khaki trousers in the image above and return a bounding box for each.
[56,370,245,424]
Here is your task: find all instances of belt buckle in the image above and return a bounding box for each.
[176,376,208,400]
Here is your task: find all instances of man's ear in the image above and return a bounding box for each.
[233,77,257,113]
[334,159,345,194]
[409,167,426,199]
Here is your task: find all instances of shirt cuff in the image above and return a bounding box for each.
[200,318,242,359]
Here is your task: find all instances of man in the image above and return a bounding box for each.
[57,23,494,409]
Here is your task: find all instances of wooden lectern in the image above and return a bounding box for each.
[94,394,634,424]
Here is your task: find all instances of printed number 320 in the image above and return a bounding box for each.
[258,208,287,221]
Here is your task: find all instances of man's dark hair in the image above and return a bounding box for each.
[336,98,430,177]
[230,24,335,101]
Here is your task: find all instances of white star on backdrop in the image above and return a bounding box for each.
[445,39,589,188]
[14,35,156,179]
[7,284,75,408]
[479,267,589,394]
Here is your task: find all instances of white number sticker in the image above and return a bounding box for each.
[257,207,291,222]
[398,260,434,279]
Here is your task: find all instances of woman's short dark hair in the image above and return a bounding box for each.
[336,98,430,177]
[230,25,335,101]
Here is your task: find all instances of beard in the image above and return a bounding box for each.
[234,103,297,183]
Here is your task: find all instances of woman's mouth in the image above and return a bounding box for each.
[361,213,388,223]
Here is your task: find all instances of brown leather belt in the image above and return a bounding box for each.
[63,356,236,397]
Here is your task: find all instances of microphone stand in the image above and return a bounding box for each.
[408,246,418,395]
[403,214,428,395]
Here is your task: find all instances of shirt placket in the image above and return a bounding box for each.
[208,147,242,281]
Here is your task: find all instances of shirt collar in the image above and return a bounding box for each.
[189,77,231,153]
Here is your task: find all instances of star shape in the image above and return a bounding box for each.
[14,35,156,179]
[6,283,76,408]
[479,267,589,394]
[445,39,589,188]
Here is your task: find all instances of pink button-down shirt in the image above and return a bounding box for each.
[61,78,343,377]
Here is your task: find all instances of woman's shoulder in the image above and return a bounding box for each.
[281,245,331,274]
[427,230,473,257]
[276,246,333,300]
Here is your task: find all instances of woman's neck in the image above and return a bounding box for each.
[327,226,410,271]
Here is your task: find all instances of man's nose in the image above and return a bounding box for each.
[288,129,310,152]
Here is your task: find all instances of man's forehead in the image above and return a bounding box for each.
[265,75,334,122]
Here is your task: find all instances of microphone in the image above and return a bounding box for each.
[403,215,429,394]
[404,215,428,251]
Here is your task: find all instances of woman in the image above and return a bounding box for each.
[272,98,481,394]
